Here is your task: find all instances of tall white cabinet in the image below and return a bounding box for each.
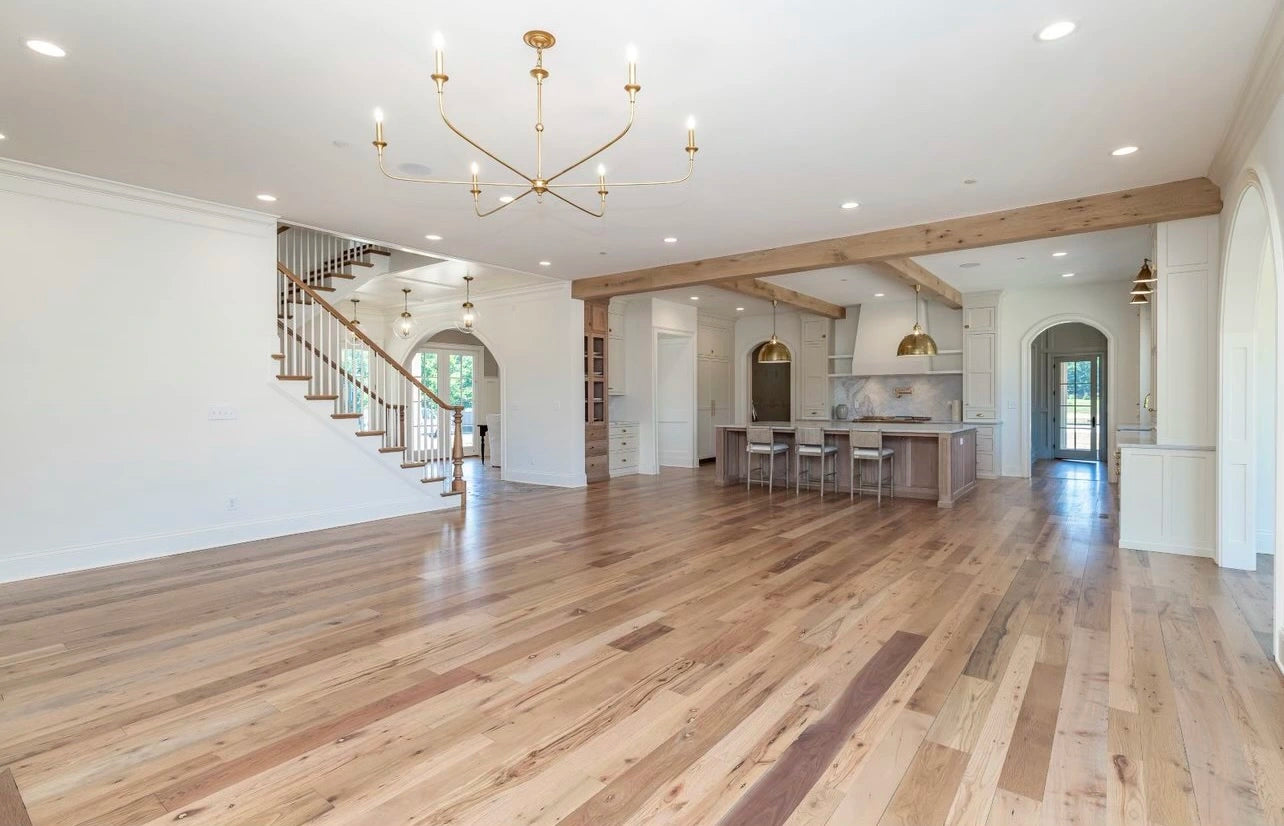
[696,317,733,460]
[800,314,830,420]
[607,301,626,396]
[963,292,1002,478]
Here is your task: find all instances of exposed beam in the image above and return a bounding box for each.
[878,258,962,309]
[720,278,846,319]
[570,177,1222,300]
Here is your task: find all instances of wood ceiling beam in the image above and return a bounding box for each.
[569,177,1222,301]
[719,278,846,319]
[878,258,963,309]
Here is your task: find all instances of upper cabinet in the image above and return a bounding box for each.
[697,321,732,361]
[607,301,626,396]
[962,305,996,333]
[799,314,830,419]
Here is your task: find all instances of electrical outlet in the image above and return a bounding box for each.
[208,406,238,421]
[226,496,239,511]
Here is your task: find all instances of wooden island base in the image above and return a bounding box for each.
[715,423,978,507]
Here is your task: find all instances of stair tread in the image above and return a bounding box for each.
[331,413,363,419]
[401,461,428,469]
[422,476,447,483]
[378,446,407,453]
[276,375,312,381]
[354,430,386,437]
[271,353,285,360]
[305,394,339,401]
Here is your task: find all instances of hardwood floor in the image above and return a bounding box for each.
[1,465,1280,825]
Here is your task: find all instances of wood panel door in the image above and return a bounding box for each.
[697,358,732,460]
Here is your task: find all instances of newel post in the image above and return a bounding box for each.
[450,407,467,499]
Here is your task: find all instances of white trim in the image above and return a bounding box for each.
[0,156,275,235]
[1116,537,1216,558]
[1018,315,1118,480]
[0,496,439,584]
[502,469,586,487]
[1209,3,1284,185]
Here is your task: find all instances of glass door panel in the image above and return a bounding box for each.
[412,347,478,456]
[1053,356,1101,460]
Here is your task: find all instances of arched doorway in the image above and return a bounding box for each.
[1029,322,1108,476]
[749,341,792,422]
[1218,182,1279,581]
[404,328,504,470]
[1018,315,1118,479]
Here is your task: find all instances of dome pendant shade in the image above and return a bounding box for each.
[896,285,938,357]
[897,324,939,357]
[757,300,792,363]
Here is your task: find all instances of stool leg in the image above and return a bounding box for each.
[876,456,882,506]
[796,452,801,495]
[889,455,895,500]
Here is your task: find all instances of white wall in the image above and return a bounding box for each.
[384,284,585,487]
[0,159,453,583]
[999,282,1141,477]
[1256,249,1277,553]
[734,309,804,423]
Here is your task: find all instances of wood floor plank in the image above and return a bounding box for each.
[0,769,34,826]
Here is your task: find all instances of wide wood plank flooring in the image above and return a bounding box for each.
[1,464,1280,825]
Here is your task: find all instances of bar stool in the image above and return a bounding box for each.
[850,430,895,505]
[746,425,790,491]
[795,426,839,496]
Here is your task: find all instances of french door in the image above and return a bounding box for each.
[1052,355,1102,460]
[411,347,478,456]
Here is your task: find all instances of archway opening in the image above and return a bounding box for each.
[749,341,792,422]
[1030,322,1108,480]
[405,329,504,476]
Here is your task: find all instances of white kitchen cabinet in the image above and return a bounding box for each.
[974,423,1001,479]
[697,322,731,361]
[608,303,626,396]
[609,420,639,476]
[1119,445,1214,556]
[962,292,1001,423]
[697,358,732,459]
[800,314,830,419]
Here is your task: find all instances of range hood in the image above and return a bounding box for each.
[846,298,961,376]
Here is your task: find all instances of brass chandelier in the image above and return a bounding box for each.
[371,30,700,218]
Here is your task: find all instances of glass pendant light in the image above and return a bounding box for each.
[896,285,939,357]
[395,288,415,339]
[348,298,365,346]
[455,275,478,334]
[757,300,792,363]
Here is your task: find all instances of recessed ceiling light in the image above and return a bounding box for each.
[1062,272,1076,278]
[1052,251,1068,257]
[735,307,745,312]
[963,178,977,185]
[425,234,443,241]
[664,237,677,243]
[0,133,6,141]
[26,40,66,57]
[689,296,700,301]
[256,194,277,202]
[1112,145,1139,156]
[840,201,860,209]
[499,195,515,203]
[538,260,551,267]
[874,293,885,298]
[1037,21,1076,41]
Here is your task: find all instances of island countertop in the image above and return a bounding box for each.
[718,421,977,435]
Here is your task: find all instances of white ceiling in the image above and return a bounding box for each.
[354,253,558,311]
[647,286,775,318]
[1,0,1270,284]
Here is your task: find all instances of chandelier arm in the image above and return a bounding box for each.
[546,188,606,218]
[541,102,636,186]
[437,90,534,183]
[376,155,528,187]
[474,186,536,217]
[548,158,696,188]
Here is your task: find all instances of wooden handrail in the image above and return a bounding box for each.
[277,262,460,413]
[278,320,399,408]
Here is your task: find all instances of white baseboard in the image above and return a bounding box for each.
[0,496,449,584]
[1118,538,1216,560]
[501,468,587,488]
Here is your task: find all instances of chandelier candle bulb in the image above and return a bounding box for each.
[432,31,445,76]
[686,116,697,151]
[626,44,637,86]
[373,108,385,151]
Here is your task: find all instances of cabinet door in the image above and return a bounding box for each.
[607,308,624,337]
[608,334,625,395]
[800,339,829,418]
[962,306,996,332]
[963,332,996,416]
[802,315,829,345]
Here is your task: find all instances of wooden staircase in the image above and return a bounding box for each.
[275,226,466,501]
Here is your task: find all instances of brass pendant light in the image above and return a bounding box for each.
[1128,258,1155,306]
[896,285,939,357]
[758,300,791,363]
[1134,258,1157,284]
[455,275,478,334]
[394,288,416,340]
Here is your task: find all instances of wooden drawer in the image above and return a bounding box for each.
[609,452,636,471]
[610,434,637,454]
[586,454,609,480]
[586,423,608,442]
[609,422,636,437]
[586,439,609,458]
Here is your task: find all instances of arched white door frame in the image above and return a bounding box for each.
[1217,176,1281,572]
[1018,315,1117,479]
[737,336,800,423]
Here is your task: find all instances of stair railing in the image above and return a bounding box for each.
[276,261,466,499]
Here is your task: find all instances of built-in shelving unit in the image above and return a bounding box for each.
[584,300,610,483]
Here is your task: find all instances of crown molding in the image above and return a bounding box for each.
[0,157,276,235]
[1209,3,1284,186]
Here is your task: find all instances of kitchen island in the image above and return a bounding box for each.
[715,421,978,507]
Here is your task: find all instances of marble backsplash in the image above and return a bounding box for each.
[831,374,964,420]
